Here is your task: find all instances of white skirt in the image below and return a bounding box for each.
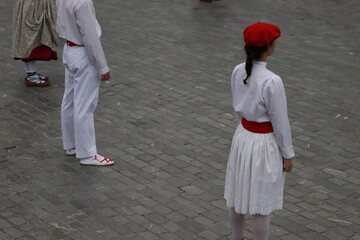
[224,124,285,215]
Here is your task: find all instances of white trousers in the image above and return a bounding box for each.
[61,44,100,158]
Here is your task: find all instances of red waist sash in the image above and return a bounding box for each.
[66,40,84,47]
[241,118,273,134]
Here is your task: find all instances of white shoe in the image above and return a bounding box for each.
[66,148,76,156]
[80,154,115,166]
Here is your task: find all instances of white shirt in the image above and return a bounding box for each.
[231,61,295,159]
[56,0,109,75]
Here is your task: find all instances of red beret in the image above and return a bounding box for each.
[243,22,281,47]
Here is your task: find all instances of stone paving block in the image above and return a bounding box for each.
[138,231,158,240]
[194,216,214,227]
[305,222,328,233]
[8,216,27,226]
[0,211,14,218]
[321,231,350,240]
[326,225,355,239]
[300,231,329,240]
[49,229,68,239]
[158,232,180,240]
[280,234,304,240]
[199,229,221,240]
[34,235,53,240]
[174,229,199,240]
[271,224,289,237]
[350,233,360,240]
[149,205,173,216]
[4,227,24,238]
[0,218,13,229]
[143,222,167,235]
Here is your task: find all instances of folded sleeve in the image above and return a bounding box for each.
[263,76,295,159]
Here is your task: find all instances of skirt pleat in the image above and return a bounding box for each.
[224,124,285,215]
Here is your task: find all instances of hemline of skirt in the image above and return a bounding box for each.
[224,197,283,216]
[14,57,58,62]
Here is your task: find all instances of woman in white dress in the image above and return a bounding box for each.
[224,22,295,240]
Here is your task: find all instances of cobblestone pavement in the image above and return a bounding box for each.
[0,0,359,239]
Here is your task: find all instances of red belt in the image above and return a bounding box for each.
[66,40,84,47]
[241,118,273,134]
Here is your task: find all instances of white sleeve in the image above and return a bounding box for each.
[263,76,295,159]
[75,1,109,75]
[231,66,242,124]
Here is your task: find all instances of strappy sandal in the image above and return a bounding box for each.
[24,75,50,86]
[80,154,115,166]
[36,73,49,81]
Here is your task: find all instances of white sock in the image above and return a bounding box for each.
[229,208,245,240]
[252,214,271,240]
[24,61,36,74]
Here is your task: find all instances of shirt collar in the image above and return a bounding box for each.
[253,60,267,68]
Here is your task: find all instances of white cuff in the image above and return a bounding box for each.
[281,145,295,159]
[99,66,109,75]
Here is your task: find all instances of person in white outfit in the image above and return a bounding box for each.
[224,22,295,240]
[56,0,114,166]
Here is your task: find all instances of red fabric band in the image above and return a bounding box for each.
[241,118,273,134]
[66,40,84,47]
[21,45,58,61]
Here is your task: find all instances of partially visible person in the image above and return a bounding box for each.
[56,0,114,166]
[224,22,295,240]
[11,0,58,87]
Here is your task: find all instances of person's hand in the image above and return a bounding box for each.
[283,158,293,172]
[100,72,110,81]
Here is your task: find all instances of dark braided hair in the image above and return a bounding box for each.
[243,44,270,84]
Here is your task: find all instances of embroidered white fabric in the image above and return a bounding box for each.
[224,124,286,215]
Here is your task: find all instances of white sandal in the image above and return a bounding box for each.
[80,154,114,166]
[65,148,76,156]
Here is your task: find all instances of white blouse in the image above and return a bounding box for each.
[231,61,295,159]
[56,0,109,75]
